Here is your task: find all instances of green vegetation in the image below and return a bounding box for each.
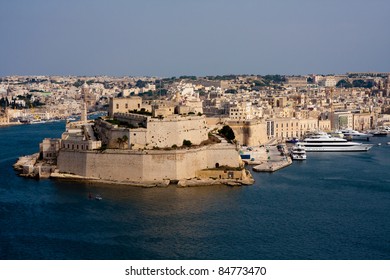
[352,79,374,88]
[106,119,137,128]
[262,74,285,83]
[73,79,84,87]
[206,165,244,171]
[96,144,107,152]
[253,80,267,87]
[29,89,45,93]
[206,75,238,80]
[129,109,152,116]
[219,125,235,142]
[225,89,237,94]
[135,79,146,88]
[157,88,168,96]
[179,75,197,80]
[336,79,353,88]
[116,135,128,149]
[182,139,192,147]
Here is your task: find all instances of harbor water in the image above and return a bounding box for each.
[1,122,390,259]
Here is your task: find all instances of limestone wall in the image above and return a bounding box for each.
[57,143,242,182]
[57,150,88,176]
[146,115,208,148]
[108,97,143,117]
[94,119,130,148]
[227,120,268,146]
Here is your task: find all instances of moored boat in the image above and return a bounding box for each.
[340,129,372,141]
[290,143,307,160]
[297,132,373,152]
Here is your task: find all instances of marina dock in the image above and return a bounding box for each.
[252,145,292,172]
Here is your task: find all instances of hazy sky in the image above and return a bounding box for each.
[1,0,389,77]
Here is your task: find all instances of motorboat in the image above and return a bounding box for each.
[290,143,307,160]
[372,130,388,137]
[340,129,372,141]
[329,131,344,138]
[297,132,373,152]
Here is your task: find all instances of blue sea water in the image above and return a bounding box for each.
[0,122,390,260]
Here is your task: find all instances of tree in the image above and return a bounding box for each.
[352,79,366,88]
[73,79,84,88]
[116,135,128,149]
[183,139,192,147]
[336,79,353,88]
[219,125,235,141]
[136,79,146,88]
[225,89,237,94]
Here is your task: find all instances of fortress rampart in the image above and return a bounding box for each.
[57,143,243,183]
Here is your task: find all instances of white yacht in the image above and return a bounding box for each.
[290,143,307,160]
[340,129,373,141]
[298,132,373,152]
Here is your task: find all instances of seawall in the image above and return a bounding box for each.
[57,143,247,183]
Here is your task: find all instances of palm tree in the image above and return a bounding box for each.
[121,135,128,149]
[116,137,124,149]
[116,135,128,149]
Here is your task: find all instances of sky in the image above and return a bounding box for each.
[1,0,389,77]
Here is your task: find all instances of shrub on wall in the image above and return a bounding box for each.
[182,140,192,147]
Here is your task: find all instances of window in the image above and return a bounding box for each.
[125,104,128,109]
[116,104,119,109]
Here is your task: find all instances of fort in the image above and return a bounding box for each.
[14,97,254,187]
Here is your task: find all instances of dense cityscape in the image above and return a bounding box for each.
[2,72,390,140]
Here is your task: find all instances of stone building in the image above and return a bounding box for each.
[111,112,209,149]
[108,96,149,117]
[267,117,319,140]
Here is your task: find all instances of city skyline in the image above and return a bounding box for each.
[1,0,390,77]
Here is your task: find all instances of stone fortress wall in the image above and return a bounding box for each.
[57,142,242,183]
[112,113,209,149]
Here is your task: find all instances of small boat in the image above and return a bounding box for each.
[387,142,390,145]
[95,194,102,200]
[340,129,372,141]
[290,143,307,160]
[286,137,299,144]
[372,130,387,137]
